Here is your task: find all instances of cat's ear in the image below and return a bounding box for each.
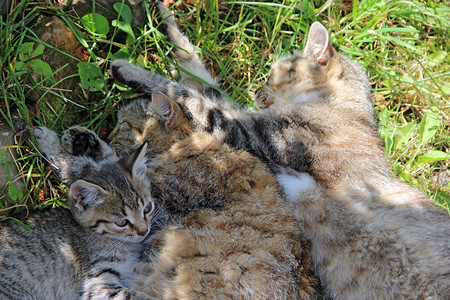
[118,143,148,182]
[152,92,187,128]
[305,22,334,66]
[69,180,107,211]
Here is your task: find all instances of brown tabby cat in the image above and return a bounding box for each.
[0,126,160,299]
[66,91,316,299]
[111,11,450,300]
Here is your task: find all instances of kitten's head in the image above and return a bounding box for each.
[109,93,192,156]
[255,22,373,119]
[68,145,157,243]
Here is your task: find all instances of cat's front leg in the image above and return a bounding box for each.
[111,60,176,97]
[111,60,240,135]
[33,126,101,185]
[33,126,74,182]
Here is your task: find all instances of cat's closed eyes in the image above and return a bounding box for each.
[105,9,316,296]
[0,5,316,299]
[72,91,316,299]
[111,8,450,299]
[0,126,159,300]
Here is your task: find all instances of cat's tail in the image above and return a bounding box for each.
[155,2,219,92]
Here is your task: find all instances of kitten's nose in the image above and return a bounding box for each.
[136,227,149,237]
[137,230,147,236]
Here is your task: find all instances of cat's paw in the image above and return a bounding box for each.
[61,126,100,156]
[33,126,70,173]
[33,126,63,157]
[110,60,171,96]
[62,126,116,162]
[110,59,148,88]
[254,86,275,109]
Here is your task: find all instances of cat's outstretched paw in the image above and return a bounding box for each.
[110,59,148,89]
[33,126,71,175]
[110,60,171,96]
[62,126,116,162]
[33,126,63,157]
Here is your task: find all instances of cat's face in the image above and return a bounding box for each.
[109,93,192,157]
[255,22,371,115]
[68,146,156,243]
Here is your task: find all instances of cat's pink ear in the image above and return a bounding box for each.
[152,92,186,128]
[69,180,106,211]
[305,22,334,66]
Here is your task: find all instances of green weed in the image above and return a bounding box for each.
[0,0,448,215]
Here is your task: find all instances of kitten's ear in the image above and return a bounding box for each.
[305,22,334,66]
[152,92,187,128]
[118,143,148,182]
[69,180,107,211]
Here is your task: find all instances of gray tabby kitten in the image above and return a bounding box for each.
[111,11,450,300]
[0,126,159,300]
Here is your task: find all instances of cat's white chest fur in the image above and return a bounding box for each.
[276,173,316,202]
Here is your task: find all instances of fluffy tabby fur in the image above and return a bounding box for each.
[68,91,316,298]
[0,126,158,300]
[111,8,450,300]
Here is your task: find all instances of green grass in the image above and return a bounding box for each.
[1,0,449,217]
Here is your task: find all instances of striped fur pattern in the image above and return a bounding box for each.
[0,126,161,300]
[107,7,315,296]
[111,12,450,300]
[107,93,316,299]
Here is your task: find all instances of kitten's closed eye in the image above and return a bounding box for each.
[114,219,129,227]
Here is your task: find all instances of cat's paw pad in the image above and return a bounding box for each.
[62,126,101,156]
[62,126,116,162]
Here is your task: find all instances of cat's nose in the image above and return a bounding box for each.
[136,227,149,237]
[137,230,148,237]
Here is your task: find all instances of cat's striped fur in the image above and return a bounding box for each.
[105,8,316,296]
[0,126,161,300]
[101,92,316,298]
[111,10,450,299]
